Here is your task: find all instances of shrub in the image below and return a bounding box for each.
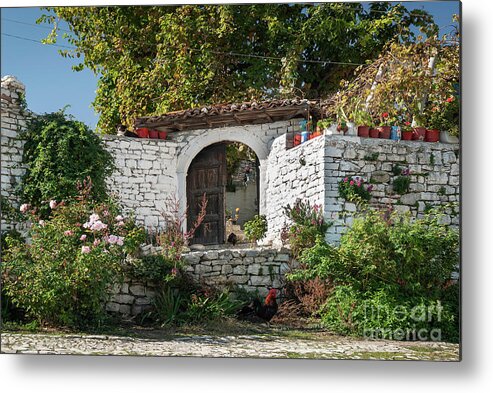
[243,214,268,243]
[19,110,114,217]
[1,181,140,328]
[288,208,460,342]
[148,285,242,326]
[283,199,331,258]
[338,176,372,202]
[393,175,411,194]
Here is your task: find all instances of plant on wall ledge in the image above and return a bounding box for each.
[244,214,268,245]
[393,167,411,194]
[338,176,372,202]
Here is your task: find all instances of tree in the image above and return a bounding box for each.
[20,110,114,217]
[39,3,437,134]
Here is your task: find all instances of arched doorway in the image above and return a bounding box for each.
[186,142,260,245]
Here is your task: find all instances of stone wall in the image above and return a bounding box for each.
[103,135,179,229]
[264,134,326,245]
[322,136,460,243]
[107,246,292,316]
[1,76,29,232]
[103,120,300,232]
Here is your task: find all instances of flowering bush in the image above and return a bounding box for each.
[1,181,144,328]
[283,199,331,258]
[338,176,372,202]
[427,94,460,136]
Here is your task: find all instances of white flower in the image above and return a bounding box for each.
[115,215,124,222]
[20,203,29,213]
[49,200,57,209]
[81,246,91,254]
[89,213,100,223]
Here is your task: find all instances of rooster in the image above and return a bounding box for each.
[238,288,278,323]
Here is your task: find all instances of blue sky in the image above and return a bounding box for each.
[1,2,460,131]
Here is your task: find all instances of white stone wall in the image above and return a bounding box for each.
[323,136,459,243]
[1,76,29,232]
[103,120,301,232]
[264,134,326,245]
[107,246,292,316]
[103,136,179,229]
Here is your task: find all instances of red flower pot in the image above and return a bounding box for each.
[401,131,414,141]
[148,129,159,139]
[158,130,168,140]
[426,129,440,142]
[357,125,370,138]
[412,127,426,141]
[294,134,302,146]
[378,126,391,139]
[369,128,379,138]
[136,128,149,138]
[309,131,322,140]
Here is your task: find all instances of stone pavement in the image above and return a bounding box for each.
[1,332,459,360]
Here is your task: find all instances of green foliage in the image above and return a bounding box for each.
[338,176,372,202]
[243,214,268,243]
[363,152,379,161]
[329,24,459,135]
[20,110,114,217]
[41,4,436,133]
[128,254,179,283]
[0,196,24,224]
[288,209,460,341]
[149,286,242,326]
[150,286,185,326]
[1,187,135,328]
[283,199,331,257]
[184,291,242,324]
[393,175,411,194]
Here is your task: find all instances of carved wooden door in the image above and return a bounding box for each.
[187,143,226,245]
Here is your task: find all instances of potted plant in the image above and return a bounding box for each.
[412,103,427,141]
[377,112,392,139]
[149,129,159,139]
[439,95,459,143]
[158,129,168,140]
[401,121,414,140]
[336,108,349,134]
[426,106,442,142]
[352,109,373,138]
[135,128,149,138]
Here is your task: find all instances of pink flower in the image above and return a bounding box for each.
[93,239,101,247]
[64,230,73,236]
[89,213,100,222]
[80,234,87,241]
[367,185,374,192]
[171,267,178,276]
[103,210,110,217]
[116,221,125,227]
[350,180,354,186]
[107,234,123,245]
[81,246,91,254]
[115,215,124,222]
[343,177,348,183]
[20,203,30,213]
[91,221,107,231]
[49,200,57,209]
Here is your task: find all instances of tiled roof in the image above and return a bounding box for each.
[135,99,318,131]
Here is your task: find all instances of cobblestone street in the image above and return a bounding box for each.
[1,332,460,361]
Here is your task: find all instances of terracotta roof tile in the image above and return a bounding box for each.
[134,99,318,132]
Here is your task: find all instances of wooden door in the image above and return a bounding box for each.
[187,143,227,245]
